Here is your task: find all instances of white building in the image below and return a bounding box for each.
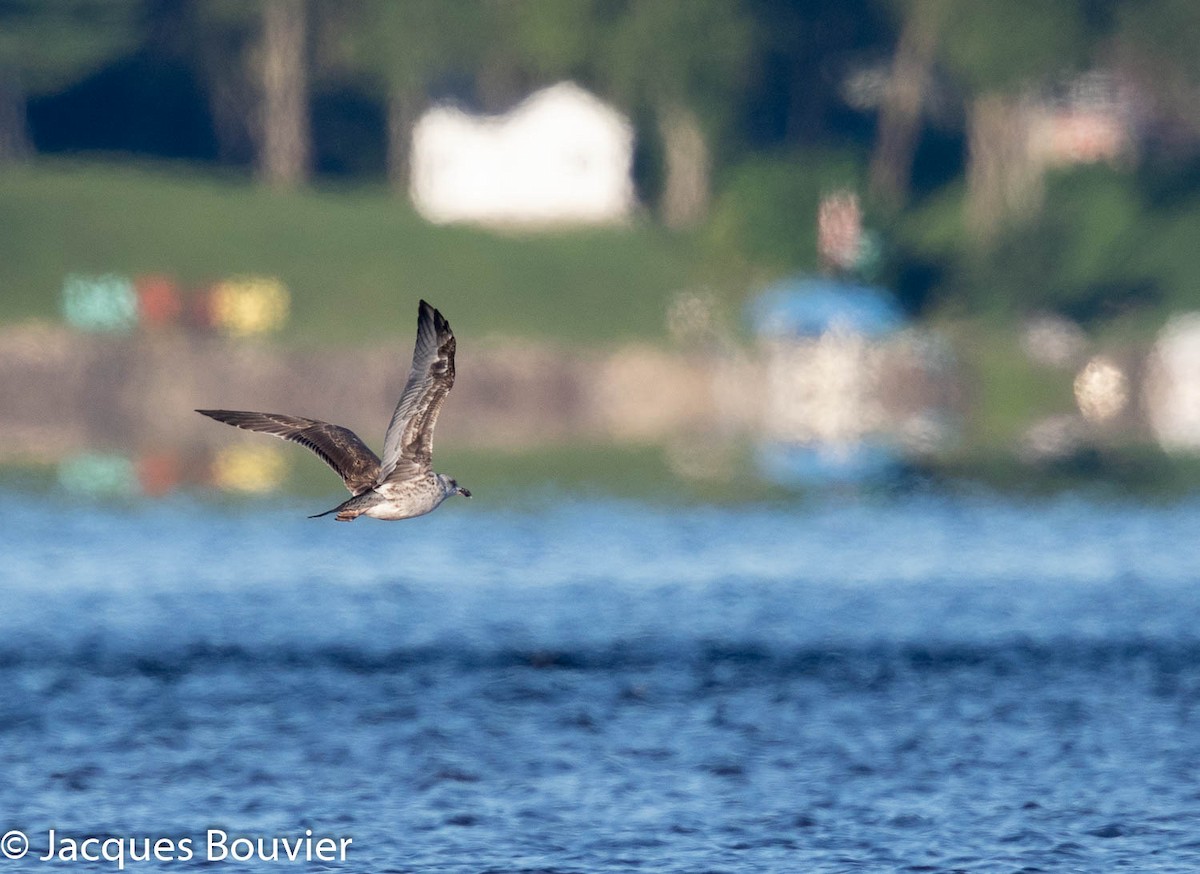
[409,82,636,227]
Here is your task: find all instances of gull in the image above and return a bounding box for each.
[197,300,471,521]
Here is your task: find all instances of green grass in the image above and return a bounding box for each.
[0,158,747,345]
[940,320,1077,451]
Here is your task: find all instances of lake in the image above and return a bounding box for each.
[3,486,1200,872]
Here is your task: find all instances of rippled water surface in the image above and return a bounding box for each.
[4,488,1200,872]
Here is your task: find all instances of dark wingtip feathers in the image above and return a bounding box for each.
[417,299,451,339]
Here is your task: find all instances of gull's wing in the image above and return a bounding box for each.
[378,300,456,482]
[197,410,381,495]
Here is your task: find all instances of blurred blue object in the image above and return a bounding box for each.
[58,453,138,496]
[747,276,905,339]
[62,273,138,333]
[755,439,900,487]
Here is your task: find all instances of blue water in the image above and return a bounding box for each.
[3,488,1200,872]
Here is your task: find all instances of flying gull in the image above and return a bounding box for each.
[197,299,470,521]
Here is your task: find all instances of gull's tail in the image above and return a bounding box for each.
[309,492,381,522]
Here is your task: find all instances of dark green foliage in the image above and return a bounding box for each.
[2,0,1200,330]
[0,0,142,91]
[707,149,867,271]
[900,168,1200,324]
[939,0,1091,92]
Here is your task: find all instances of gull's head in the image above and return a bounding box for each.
[439,474,472,499]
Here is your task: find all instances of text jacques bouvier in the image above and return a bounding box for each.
[2,828,352,868]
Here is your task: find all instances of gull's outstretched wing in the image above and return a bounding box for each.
[378,300,457,482]
[197,410,381,495]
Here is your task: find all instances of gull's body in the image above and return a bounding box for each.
[198,300,470,521]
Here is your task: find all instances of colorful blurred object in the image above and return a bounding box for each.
[57,453,138,496]
[208,276,290,336]
[61,274,138,332]
[135,274,183,328]
[747,277,906,340]
[756,439,900,487]
[61,272,287,336]
[211,445,288,493]
[135,451,182,496]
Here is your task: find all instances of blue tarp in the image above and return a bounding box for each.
[747,276,906,339]
[755,440,901,487]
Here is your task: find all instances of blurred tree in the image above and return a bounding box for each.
[937,1,1091,242]
[186,0,311,187]
[183,0,257,165]
[334,0,489,194]
[1115,0,1200,156]
[744,0,886,148]
[476,0,600,111]
[602,0,754,229]
[0,0,141,164]
[868,0,947,210]
[258,0,310,187]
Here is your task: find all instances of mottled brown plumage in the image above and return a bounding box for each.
[195,411,383,495]
[197,300,470,521]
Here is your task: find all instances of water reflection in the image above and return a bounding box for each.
[22,436,1200,511]
[755,440,901,488]
[210,445,289,493]
[49,446,289,499]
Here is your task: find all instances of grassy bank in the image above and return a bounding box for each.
[0,159,752,345]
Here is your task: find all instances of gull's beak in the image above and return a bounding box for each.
[458,486,472,498]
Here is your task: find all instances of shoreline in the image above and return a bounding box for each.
[0,322,728,463]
